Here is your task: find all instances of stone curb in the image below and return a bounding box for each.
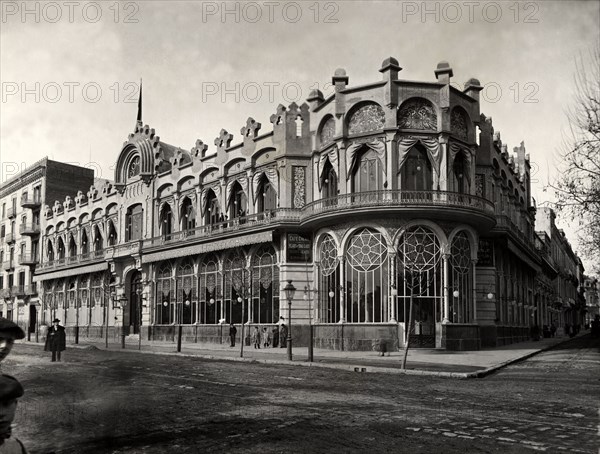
[21,335,582,380]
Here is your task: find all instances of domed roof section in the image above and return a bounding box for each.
[334,68,347,77]
[381,57,399,67]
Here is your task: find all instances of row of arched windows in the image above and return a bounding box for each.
[320,144,470,199]
[318,227,474,334]
[155,245,280,325]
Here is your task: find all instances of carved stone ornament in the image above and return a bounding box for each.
[348,104,385,135]
[398,99,437,130]
[451,108,468,140]
[319,117,335,145]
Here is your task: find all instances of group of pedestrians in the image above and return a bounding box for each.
[228,317,289,349]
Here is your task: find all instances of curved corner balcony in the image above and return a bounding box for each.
[300,190,496,230]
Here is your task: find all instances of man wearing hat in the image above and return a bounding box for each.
[44,319,66,362]
[0,319,25,364]
[0,374,27,453]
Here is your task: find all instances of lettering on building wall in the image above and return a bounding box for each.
[287,232,312,263]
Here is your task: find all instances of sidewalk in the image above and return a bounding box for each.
[24,333,586,379]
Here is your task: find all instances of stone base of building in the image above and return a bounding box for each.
[42,323,534,352]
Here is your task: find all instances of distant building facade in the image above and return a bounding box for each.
[0,159,94,336]
[32,59,585,350]
[583,276,599,327]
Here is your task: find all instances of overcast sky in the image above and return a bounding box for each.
[1,0,598,269]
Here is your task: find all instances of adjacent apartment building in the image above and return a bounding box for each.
[0,158,94,337]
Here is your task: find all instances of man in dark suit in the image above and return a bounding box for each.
[44,318,66,362]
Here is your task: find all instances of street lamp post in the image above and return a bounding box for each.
[107,290,115,349]
[238,296,245,358]
[75,295,80,345]
[283,280,296,361]
[303,286,317,363]
[119,297,127,349]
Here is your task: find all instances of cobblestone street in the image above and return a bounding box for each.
[5,335,599,453]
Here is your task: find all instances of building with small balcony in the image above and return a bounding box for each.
[32,58,583,350]
[0,158,94,335]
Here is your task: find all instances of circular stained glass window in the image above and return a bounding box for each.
[399,226,441,273]
[347,228,386,272]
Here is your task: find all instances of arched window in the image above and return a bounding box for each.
[205,189,221,226]
[56,279,64,310]
[68,234,77,258]
[176,259,197,324]
[257,176,276,214]
[107,220,117,246]
[57,238,65,260]
[127,155,140,179]
[352,148,384,193]
[223,251,247,324]
[81,229,89,255]
[126,205,143,241]
[450,232,472,323]
[78,275,89,309]
[199,254,222,324]
[160,204,173,239]
[399,145,433,191]
[155,263,173,324]
[47,240,54,262]
[93,225,103,251]
[229,182,247,221]
[395,226,443,347]
[345,228,388,323]
[318,234,340,323]
[67,278,76,311]
[92,273,103,308]
[453,152,470,194]
[321,159,338,203]
[251,245,280,324]
[180,198,195,233]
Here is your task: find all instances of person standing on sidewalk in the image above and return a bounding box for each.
[252,326,261,349]
[44,319,66,362]
[279,323,288,348]
[229,323,237,347]
[262,327,270,348]
[272,325,279,348]
[0,319,25,365]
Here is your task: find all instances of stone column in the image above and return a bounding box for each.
[339,257,346,323]
[443,253,450,323]
[389,251,397,322]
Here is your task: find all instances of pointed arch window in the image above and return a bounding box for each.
[180,197,195,233]
[452,152,470,194]
[155,263,173,324]
[224,252,247,324]
[321,159,338,203]
[47,240,54,262]
[257,176,276,214]
[251,245,280,324]
[81,229,89,255]
[176,259,197,324]
[199,254,222,324]
[93,225,103,251]
[68,234,77,258]
[205,189,221,226]
[229,182,247,221]
[57,237,66,260]
[160,204,173,239]
[399,144,433,191]
[126,205,143,241]
[352,148,383,193]
[107,219,117,246]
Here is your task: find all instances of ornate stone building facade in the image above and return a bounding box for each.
[32,58,581,350]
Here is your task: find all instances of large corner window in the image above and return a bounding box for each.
[352,148,383,193]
